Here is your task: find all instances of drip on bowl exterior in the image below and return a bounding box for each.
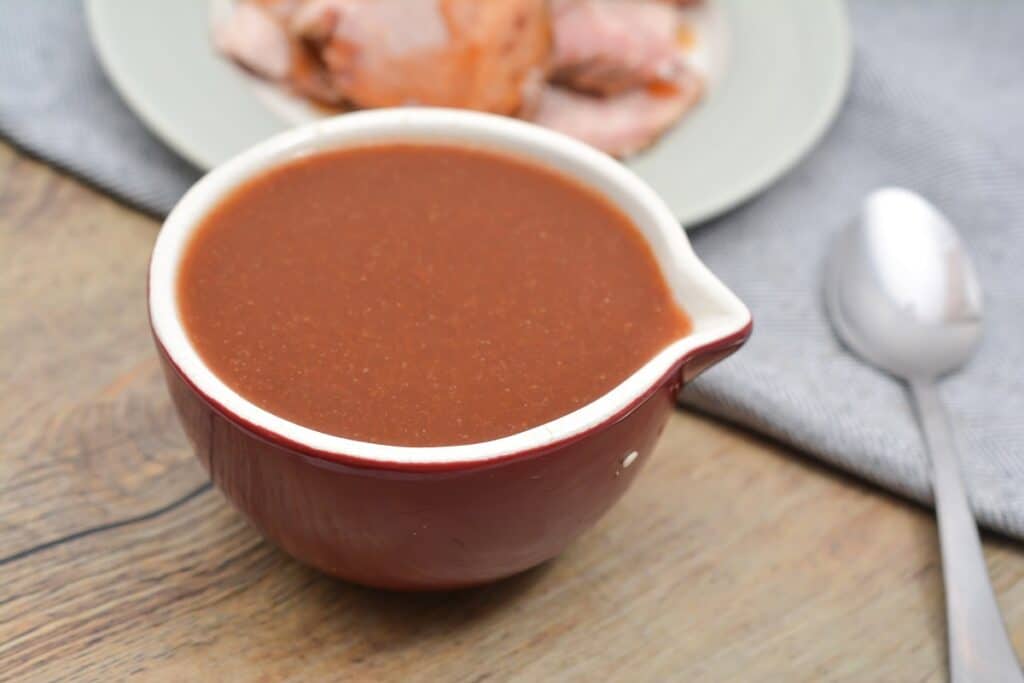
[150,109,751,590]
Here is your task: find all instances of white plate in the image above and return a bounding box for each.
[87,0,850,226]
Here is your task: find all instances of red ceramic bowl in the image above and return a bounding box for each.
[150,109,751,590]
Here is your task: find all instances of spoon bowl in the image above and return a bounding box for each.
[827,187,983,379]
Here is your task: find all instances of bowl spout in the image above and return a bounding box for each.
[679,320,752,388]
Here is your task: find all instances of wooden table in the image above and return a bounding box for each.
[3,142,1023,682]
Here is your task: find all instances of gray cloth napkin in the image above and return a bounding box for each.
[3,2,1023,535]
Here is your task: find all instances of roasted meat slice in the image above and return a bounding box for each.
[214,3,292,81]
[530,70,702,157]
[290,0,551,114]
[550,0,687,96]
[213,1,345,105]
[217,0,550,114]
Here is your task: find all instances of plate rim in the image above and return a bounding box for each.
[85,0,852,225]
[86,1,214,171]
[679,0,852,226]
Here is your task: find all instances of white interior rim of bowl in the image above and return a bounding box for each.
[149,108,750,466]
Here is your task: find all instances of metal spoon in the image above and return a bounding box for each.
[826,187,1022,683]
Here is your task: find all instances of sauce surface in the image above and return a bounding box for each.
[178,144,690,446]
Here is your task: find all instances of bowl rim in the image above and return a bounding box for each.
[149,108,751,470]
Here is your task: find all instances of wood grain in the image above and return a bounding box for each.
[2,142,1023,682]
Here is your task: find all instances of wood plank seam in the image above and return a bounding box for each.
[0,482,212,568]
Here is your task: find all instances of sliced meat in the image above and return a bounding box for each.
[251,0,306,21]
[290,0,551,115]
[550,0,685,96]
[215,0,705,155]
[213,3,293,81]
[529,70,702,157]
[214,1,345,104]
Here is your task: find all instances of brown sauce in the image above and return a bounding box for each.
[178,144,690,446]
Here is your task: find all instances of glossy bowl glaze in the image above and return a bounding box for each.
[151,109,751,589]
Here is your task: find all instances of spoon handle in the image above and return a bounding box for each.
[909,378,1023,683]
